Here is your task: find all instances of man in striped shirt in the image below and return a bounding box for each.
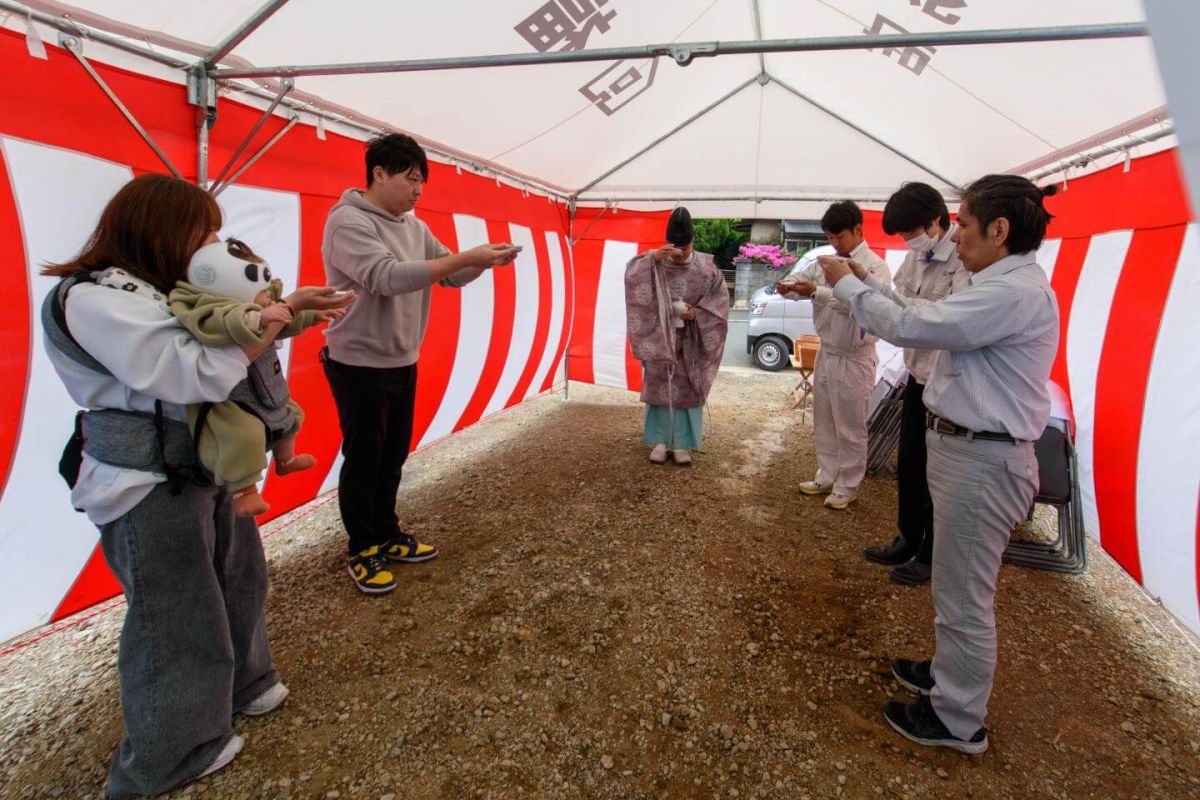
[819,175,1060,754]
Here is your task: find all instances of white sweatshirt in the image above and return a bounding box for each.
[44,276,249,524]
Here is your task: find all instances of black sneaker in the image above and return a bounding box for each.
[882,695,988,755]
[348,546,396,595]
[380,532,439,564]
[891,658,934,695]
[863,536,914,566]
[889,558,932,586]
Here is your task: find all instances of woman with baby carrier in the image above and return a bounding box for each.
[41,173,353,797]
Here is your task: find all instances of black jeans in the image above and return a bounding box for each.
[898,377,935,565]
[322,349,418,556]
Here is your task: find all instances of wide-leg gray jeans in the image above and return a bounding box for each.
[99,482,278,798]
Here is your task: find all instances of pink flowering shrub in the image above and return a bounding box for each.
[738,243,797,270]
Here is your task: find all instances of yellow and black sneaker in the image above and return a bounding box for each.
[348,546,396,595]
[380,532,439,564]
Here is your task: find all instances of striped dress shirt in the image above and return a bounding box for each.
[831,252,1060,442]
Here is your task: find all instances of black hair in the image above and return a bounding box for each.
[882,182,951,235]
[960,175,1058,254]
[820,200,863,234]
[666,207,694,246]
[365,133,429,187]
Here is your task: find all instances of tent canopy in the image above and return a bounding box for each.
[4,0,1172,217]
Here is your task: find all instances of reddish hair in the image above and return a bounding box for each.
[43,173,222,292]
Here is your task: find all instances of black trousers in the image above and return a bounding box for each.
[897,377,935,565]
[322,349,418,556]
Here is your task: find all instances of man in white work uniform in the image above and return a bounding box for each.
[780,200,891,511]
[819,174,1060,754]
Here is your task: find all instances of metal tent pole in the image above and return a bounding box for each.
[58,34,183,179]
[211,114,300,196]
[0,0,187,68]
[575,193,896,204]
[749,0,766,73]
[1030,125,1176,182]
[768,75,961,190]
[204,0,291,67]
[574,76,759,197]
[563,198,578,402]
[1007,106,1172,175]
[210,24,1149,80]
[208,79,295,189]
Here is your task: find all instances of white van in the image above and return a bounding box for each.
[745,244,835,370]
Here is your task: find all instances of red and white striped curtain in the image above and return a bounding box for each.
[2,25,1197,646]
[0,30,573,642]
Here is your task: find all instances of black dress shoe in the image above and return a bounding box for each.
[863,536,914,565]
[889,558,932,586]
[891,658,933,695]
[882,695,988,754]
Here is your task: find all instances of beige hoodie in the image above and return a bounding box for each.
[321,189,484,367]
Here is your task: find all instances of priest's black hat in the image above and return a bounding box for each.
[666,207,694,247]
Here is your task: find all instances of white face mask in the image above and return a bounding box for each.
[904,231,933,254]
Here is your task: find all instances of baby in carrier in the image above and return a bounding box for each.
[170,238,344,517]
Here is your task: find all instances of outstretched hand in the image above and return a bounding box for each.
[285,286,356,312]
[466,243,522,268]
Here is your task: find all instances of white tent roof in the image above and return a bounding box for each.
[7,0,1173,217]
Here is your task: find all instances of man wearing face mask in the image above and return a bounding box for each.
[777,201,891,510]
[862,183,969,586]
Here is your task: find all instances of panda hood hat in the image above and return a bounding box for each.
[187,239,276,304]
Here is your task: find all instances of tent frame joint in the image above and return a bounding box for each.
[187,65,218,188]
[669,42,717,67]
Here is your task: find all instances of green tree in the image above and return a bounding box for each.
[693,218,749,270]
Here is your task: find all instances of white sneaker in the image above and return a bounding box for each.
[798,480,832,496]
[824,493,855,510]
[649,444,668,464]
[671,448,692,466]
[198,734,243,779]
[241,682,288,716]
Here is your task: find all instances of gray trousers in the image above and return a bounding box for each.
[99,482,278,798]
[926,430,1037,740]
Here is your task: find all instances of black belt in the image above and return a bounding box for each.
[926,413,1016,443]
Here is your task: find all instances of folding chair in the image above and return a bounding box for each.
[1003,418,1087,574]
[790,335,820,422]
[865,376,906,476]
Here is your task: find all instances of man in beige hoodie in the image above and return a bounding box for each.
[322,133,519,595]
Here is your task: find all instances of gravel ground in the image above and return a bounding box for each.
[3,367,1200,800]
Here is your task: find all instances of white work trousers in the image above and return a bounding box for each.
[812,347,877,498]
